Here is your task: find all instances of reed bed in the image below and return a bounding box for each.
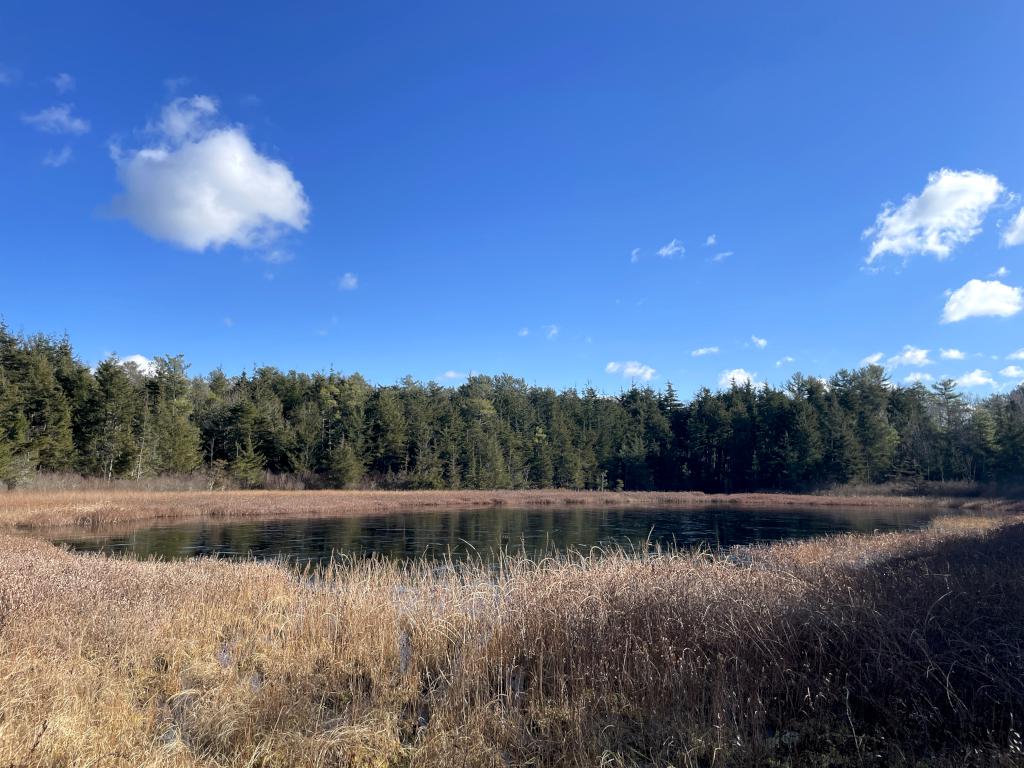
[0,514,1022,766]
[1,488,1012,531]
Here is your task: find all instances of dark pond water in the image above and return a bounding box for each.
[53,505,939,565]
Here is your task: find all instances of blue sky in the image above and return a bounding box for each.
[2,2,1024,395]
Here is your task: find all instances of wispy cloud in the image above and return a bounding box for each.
[1008,349,1024,361]
[942,279,1023,323]
[338,272,358,291]
[223,317,235,327]
[42,145,72,168]
[517,327,529,337]
[904,372,934,384]
[751,335,767,349]
[630,247,640,263]
[705,234,716,247]
[441,370,466,381]
[1000,365,1024,380]
[691,346,719,357]
[0,64,19,85]
[657,238,684,258]
[712,251,733,262]
[120,354,156,376]
[775,356,795,367]
[52,72,74,94]
[860,352,885,366]
[864,169,1003,263]
[261,250,294,264]
[544,324,559,339]
[1002,208,1024,247]
[22,104,90,135]
[605,361,656,382]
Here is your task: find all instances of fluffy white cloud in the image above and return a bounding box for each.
[110,95,309,251]
[904,372,934,385]
[657,238,684,258]
[865,169,1003,263]
[22,104,89,135]
[993,266,1010,277]
[718,368,757,388]
[1003,208,1024,247]
[941,279,1023,323]
[940,348,965,360]
[888,346,933,367]
[606,361,656,382]
[338,273,358,291]
[691,346,719,357]
[860,352,885,366]
[751,335,767,349]
[705,234,716,246]
[52,73,74,94]
[1008,349,1024,360]
[42,145,72,168]
[956,369,997,388]
[1000,365,1024,379]
[120,354,156,376]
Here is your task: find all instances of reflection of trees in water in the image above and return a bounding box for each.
[59,506,938,565]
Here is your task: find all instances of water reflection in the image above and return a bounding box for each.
[53,505,938,566]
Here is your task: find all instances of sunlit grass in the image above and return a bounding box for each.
[0,513,1022,765]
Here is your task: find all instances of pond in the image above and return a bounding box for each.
[53,505,939,565]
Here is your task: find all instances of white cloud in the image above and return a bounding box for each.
[1008,349,1024,360]
[110,95,309,251]
[261,250,294,264]
[52,73,74,94]
[993,266,1010,278]
[544,324,559,339]
[1000,365,1024,379]
[120,354,156,376]
[956,369,997,388]
[941,279,1023,323]
[939,348,965,360]
[517,327,529,337]
[712,251,733,262]
[751,335,767,349]
[338,272,358,291]
[775,356,795,367]
[860,352,885,366]
[441,370,466,381]
[865,169,1003,263]
[1003,208,1024,247]
[606,361,656,382]
[42,145,72,168]
[630,248,640,263]
[718,368,757,388]
[657,238,684,258]
[22,104,90,135]
[691,346,719,357]
[887,345,933,367]
[903,372,934,385]
[705,234,716,247]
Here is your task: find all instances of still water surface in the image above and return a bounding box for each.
[54,505,938,565]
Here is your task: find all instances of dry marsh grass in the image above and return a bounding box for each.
[0,514,1022,766]
[1,488,1013,531]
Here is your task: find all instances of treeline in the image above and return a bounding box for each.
[1,325,1022,491]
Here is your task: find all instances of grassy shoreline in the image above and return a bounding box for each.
[2,488,1020,531]
[0,513,1022,765]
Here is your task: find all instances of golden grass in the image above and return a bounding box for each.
[1,488,1015,531]
[1,513,1022,766]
